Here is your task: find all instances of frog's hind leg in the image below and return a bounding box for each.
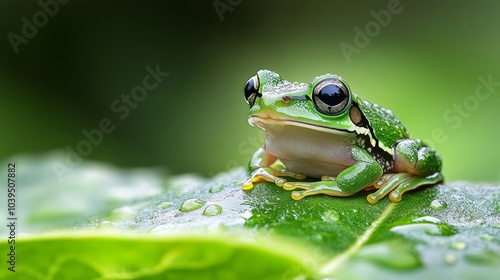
[373,139,444,202]
[388,172,443,202]
[393,139,442,177]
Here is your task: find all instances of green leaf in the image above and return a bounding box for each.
[1,234,313,280]
[2,154,500,279]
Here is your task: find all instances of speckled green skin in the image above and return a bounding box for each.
[243,70,443,203]
[355,96,408,153]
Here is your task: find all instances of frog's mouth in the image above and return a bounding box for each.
[249,114,353,136]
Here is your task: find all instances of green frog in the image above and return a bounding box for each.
[242,70,443,204]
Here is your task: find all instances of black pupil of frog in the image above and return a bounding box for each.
[318,84,345,106]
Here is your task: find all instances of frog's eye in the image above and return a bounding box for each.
[312,78,350,115]
[244,74,261,107]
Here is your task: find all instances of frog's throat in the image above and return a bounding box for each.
[248,115,353,136]
[249,115,394,156]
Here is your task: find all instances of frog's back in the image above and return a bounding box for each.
[353,94,409,151]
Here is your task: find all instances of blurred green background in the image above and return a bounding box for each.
[1,0,499,183]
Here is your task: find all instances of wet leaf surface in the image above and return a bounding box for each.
[1,155,500,279]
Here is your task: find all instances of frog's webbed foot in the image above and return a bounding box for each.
[367,172,444,204]
[242,167,306,191]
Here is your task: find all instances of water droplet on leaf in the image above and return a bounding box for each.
[157,201,173,209]
[107,206,137,221]
[321,210,340,223]
[391,216,456,237]
[450,241,466,250]
[413,216,441,223]
[480,234,494,241]
[355,240,421,269]
[429,199,447,210]
[209,184,225,193]
[203,204,223,216]
[465,250,500,265]
[240,210,253,219]
[444,253,457,265]
[179,198,206,212]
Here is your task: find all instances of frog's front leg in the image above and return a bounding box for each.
[242,147,306,191]
[283,146,383,200]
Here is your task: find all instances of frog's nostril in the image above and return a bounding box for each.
[282,96,290,104]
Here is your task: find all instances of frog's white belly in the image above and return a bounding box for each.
[260,122,357,179]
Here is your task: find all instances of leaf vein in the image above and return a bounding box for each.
[319,203,396,275]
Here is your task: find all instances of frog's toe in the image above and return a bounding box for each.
[276,169,306,180]
[290,183,347,200]
[373,174,396,189]
[291,190,306,200]
[241,180,255,190]
[367,173,412,204]
[388,172,443,202]
[283,181,313,191]
[291,188,322,200]
[321,175,336,181]
[242,168,287,191]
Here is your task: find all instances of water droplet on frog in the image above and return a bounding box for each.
[429,199,447,210]
[179,198,205,212]
[391,216,456,237]
[157,201,173,209]
[209,184,225,193]
[450,241,467,250]
[444,253,457,265]
[203,204,223,216]
[321,210,340,223]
